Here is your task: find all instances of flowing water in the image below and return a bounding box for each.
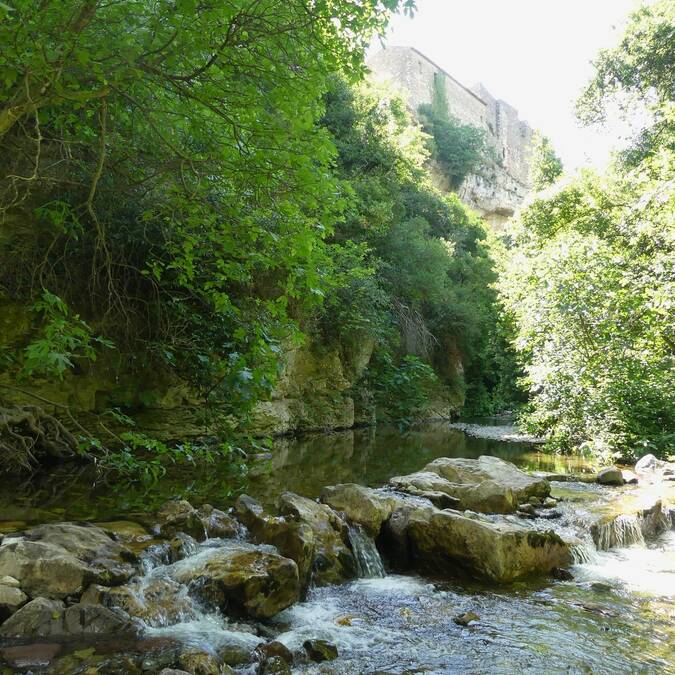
[1,421,673,673]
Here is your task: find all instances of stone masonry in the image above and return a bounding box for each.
[368,46,534,227]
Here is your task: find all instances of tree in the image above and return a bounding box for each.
[529,132,563,190]
[576,0,675,166]
[499,2,675,459]
[0,0,415,471]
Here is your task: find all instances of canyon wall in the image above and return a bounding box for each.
[368,46,534,227]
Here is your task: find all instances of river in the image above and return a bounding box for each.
[0,422,673,673]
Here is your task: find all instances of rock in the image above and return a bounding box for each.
[621,470,639,484]
[82,577,196,626]
[171,543,299,619]
[178,650,220,675]
[320,484,403,536]
[384,504,570,582]
[255,641,293,665]
[591,582,612,593]
[597,467,624,486]
[235,495,316,591]
[197,504,240,539]
[635,454,662,474]
[517,503,536,516]
[453,611,479,626]
[159,670,191,675]
[528,496,542,506]
[0,597,136,639]
[1,643,61,670]
[0,575,20,588]
[236,493,356,589]
[0,584,28,619]
[277,492,356,586]
[426,456,550,502]
[542,497,558,508]
[389,472,516,514]
[536,509,562,520]
[260,655,292,674]
[0,523,136,599]
[551,567,574,581]
[155,500,238,541]
[390,456,549,514]
[0,597,64,638]
[303,639,338,662]
[95,520,152,543]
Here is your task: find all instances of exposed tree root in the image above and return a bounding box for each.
[0,403,80,472]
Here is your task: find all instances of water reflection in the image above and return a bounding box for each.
[0,422,591,526]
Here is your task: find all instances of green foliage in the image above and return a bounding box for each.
[418,73,487,188]
[0,0,414,473]
[318,77,523,417]
[577,0,674,166]
[500,3,675,460]
[367,352,440,428]
[21,291,112,380]
[529,133,563,190]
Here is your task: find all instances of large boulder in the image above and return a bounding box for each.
[389,472,516,514]
[321,484,407,536]
[235,495,316,591]
[235,493,356,588]
[277,492,356,586]
[382,504,570,582]
[426,456,550,502]
[0,523,136,599]
[170,543,299,619]
[389,456,549,513]
[0,597,136,639]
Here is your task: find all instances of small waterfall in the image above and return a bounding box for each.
[570,537,601,565]
[592,514,646,551]
[348,523,386,578]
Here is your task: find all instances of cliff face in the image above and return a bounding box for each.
[368,46,534,227]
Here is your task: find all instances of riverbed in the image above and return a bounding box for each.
[1,422,673,674]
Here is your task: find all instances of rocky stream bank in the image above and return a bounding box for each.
[0,450,673,674]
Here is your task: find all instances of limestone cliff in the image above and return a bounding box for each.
[368,46,534,227]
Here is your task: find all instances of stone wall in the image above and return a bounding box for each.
[368,46,534,225]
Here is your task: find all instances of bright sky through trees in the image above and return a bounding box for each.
[375,0,643,170]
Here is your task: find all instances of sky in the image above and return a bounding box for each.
[372,0,644,170]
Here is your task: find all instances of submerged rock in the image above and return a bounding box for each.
[171,544,299,619]
[303,639,338,662]
[178,650,221,675]
[0,523,136,599]
[0,643,61,670]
